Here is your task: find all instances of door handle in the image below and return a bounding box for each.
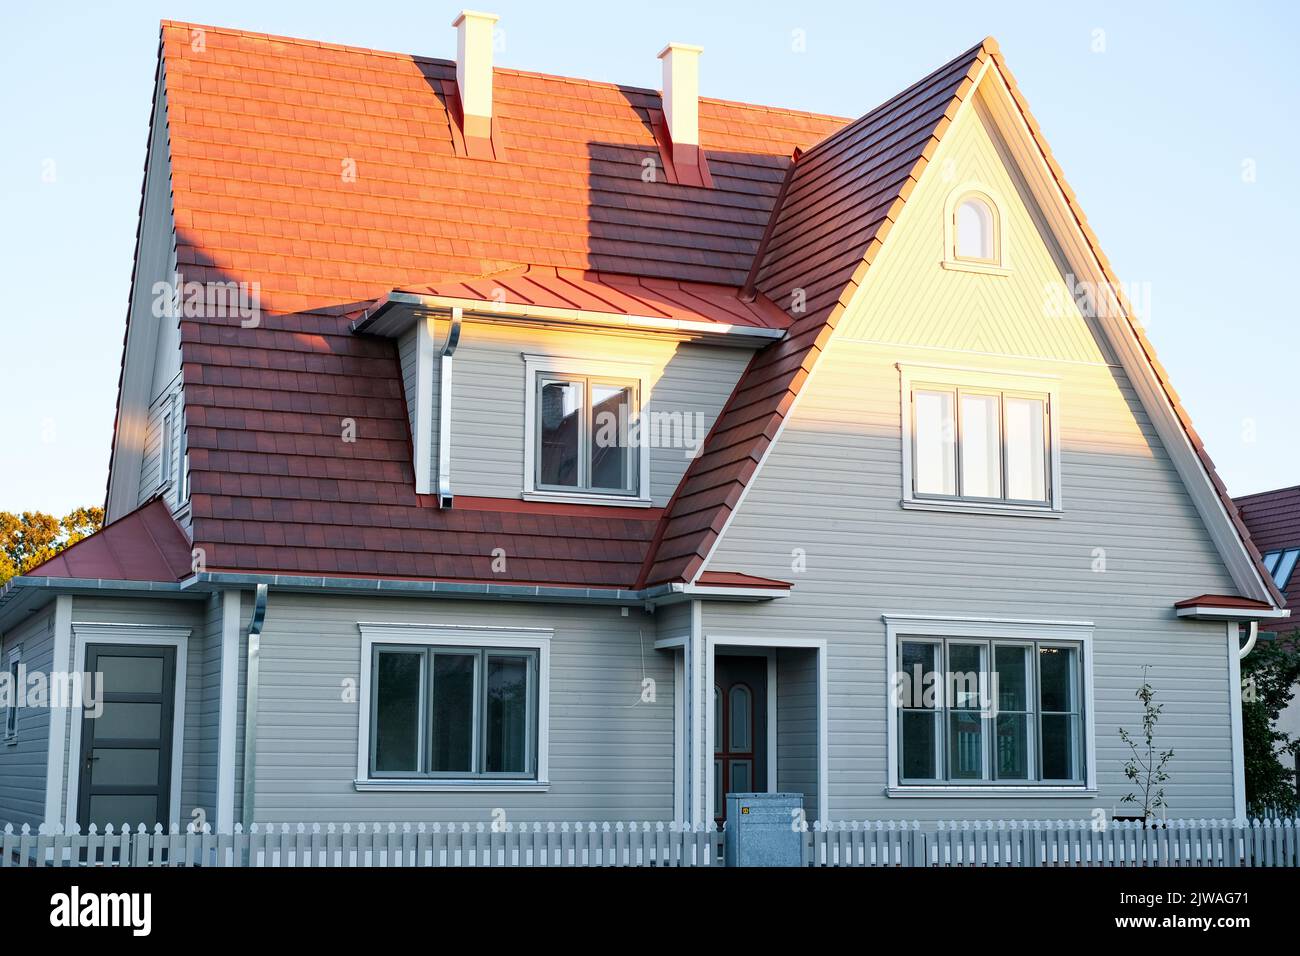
[84,754,99,771]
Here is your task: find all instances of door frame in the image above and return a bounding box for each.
[707,635,828,826]
[64,623,190,832]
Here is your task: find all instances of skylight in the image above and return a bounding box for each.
[1268,548,1300,589]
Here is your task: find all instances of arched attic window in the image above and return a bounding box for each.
[946,187,1003,274]
[954,193,998,263]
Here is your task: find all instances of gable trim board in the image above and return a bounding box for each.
[105,50,179,525]
[683,43,1281,612]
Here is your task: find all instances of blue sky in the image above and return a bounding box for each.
[1,0,1296,514]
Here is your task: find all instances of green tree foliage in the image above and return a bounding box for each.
[0,507,104,585]
[1242,637,1300,817]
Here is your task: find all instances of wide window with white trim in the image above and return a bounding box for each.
[523,354,652,506]
[901,365,1061,514]
[370,644,539,779]
[894,634,1087,787]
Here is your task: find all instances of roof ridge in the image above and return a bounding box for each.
[159,19,853,125]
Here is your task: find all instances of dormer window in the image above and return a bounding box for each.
[943,186,1008,274]
[523,354,653,507]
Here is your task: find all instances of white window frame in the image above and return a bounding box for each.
[898,363,1063,518]
[159,398,174,487]
[522,353,653,508]
[883,614,1096,797]
[4,645,22,742]
[355,623,551,792]
[942,182,1010,275]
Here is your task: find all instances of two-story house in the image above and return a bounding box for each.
[0,14,1288,835]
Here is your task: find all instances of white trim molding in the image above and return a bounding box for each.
[882,613,1096,797]
[355,622,552,791]
[64,622,192,832]
[1226,621,1247,822]
[702,633,829,824]
[942,181,1011,274]
[215,591,241,832]
[521,352,654,508]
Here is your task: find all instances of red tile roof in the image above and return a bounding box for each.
[153,20,851,587]
[371,265,791,331]
[1235,485,1300,630]
[695,570,792,589]
[638,40,992,585]
[25,499,192,582]
[1174,594,1275,610]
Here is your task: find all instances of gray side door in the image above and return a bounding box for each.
[77,644,176,829]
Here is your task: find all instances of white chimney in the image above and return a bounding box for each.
[452,10,498,140]
[658,42,703,165]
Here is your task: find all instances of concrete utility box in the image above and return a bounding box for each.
[724,792,804,867]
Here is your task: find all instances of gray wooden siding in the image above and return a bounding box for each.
[248,592,674,823]
[775,647,818,809]
[441,324,751,506]
[698,90,1243,821]
[0,606,55,830]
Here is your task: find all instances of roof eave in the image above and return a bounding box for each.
[352,291,784,345]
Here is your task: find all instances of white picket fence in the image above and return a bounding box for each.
[4,818,1298,867]
[1,821,723,868]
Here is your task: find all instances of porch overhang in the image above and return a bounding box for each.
[1174,593,1290,622]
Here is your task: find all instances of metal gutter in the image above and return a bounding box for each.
[354,292,784,344]
[241,583,268,828]
[437,307,463,508]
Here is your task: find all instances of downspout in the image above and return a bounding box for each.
[437,307,463,509]
[1239,620,1259,659]
[240,583,268,828]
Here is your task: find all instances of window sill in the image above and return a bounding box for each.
[354,779,550,793]
[940,259,1011,277]
[522,491,653,509]
[901,498,1062,519]
[887,785,1094,799]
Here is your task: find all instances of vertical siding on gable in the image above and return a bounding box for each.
[0,605,55,830]
[699,87,1241,821]
[250,593,675,823]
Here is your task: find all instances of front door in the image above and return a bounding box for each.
[714,655,767,825]
[77,644,176,830]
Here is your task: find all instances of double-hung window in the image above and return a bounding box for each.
[901,366,1060,514]
[889,621,1091,790]
[523,355,651,506]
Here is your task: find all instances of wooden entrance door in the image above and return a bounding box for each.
[714,655,767,825]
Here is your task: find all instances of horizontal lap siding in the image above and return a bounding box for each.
[448,323,752,506]
[701,90,1239,821]
[0,606,55,829]
[252,593,674,823]
[776,647,818,808]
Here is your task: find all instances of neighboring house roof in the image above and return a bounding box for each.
[84,21,1280,603]
[1235,485,1300,631]
[23,498,192,582]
